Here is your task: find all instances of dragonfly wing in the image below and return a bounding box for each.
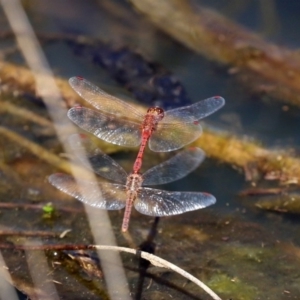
[68,107,142,147]
[69,77,145,119]
[149,122,202,152]
[143,147,205,185]
[163,96,225,123]
[134,188,216,216]
[49,173,127,210]
[68,134,127,184]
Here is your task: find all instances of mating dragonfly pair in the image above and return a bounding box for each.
[49,77,225,231]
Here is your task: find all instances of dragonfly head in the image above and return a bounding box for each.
[147,107,164,119]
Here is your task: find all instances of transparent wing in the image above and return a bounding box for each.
[149,121,202,152]
[69,77,146,120]
[68,134,127,184]
[143,147,205,185]
[49,173,127,210]
[149,96,224,152]
[163,96,225,123]
[134,188,216,216]
[68,106,142,147]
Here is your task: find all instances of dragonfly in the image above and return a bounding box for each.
[49,134,216,232]
[68,76,225,173]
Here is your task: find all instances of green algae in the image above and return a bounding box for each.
[208,273,258,300]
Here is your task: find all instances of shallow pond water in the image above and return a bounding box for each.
[0,0,300,299]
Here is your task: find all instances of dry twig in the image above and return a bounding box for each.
[0,100,53,127]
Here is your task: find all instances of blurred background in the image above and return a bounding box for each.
[0,0,300,299]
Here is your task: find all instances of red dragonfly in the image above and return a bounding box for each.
[49,134,215,232]
[68,77,225,173]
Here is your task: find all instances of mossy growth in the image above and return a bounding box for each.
[208,273,259,300]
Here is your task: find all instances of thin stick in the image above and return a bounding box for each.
[0,230,58,237]
[0,125,88,175]
[0,243,222,300]
[0,100,53,127]
[0,202,83,213]
[0,61,83,108]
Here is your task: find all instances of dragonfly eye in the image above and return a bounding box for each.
[147,107,164,117]
[155,107,164,116]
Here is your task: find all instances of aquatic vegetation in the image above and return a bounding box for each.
[256,192,300,214]
[208,274,258,300]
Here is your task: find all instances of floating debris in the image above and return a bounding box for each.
[256,192,300,214]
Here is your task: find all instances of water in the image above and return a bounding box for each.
[0,0,300,299]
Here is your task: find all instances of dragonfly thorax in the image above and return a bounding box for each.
[126,173,143,192]
[142,107,164,133]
